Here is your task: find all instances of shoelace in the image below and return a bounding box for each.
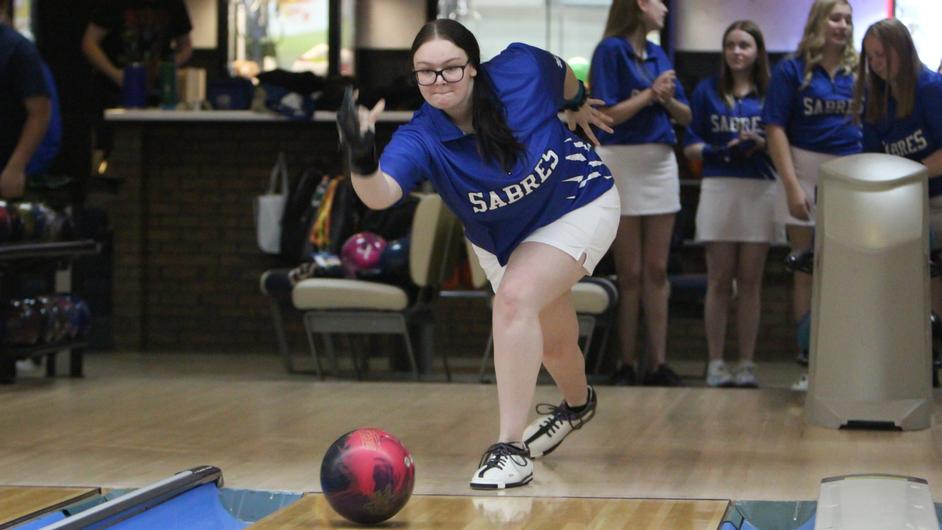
[737,365,755,377]
[478,443,529,473]
[533,396,592,435]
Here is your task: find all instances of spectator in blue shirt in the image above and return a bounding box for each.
[684,20,778,389]
[590,0,692,388]
[0,0,52,198]
[763,0,861,390]
[854,18,942,318]
[337,19,618,490]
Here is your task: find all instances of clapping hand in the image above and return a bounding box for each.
[651,70,676,104]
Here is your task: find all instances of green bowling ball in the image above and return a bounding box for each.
[568,56,590,83]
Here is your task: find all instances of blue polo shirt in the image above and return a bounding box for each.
[763,56,861,155]
[685,77,776,180]
[589,37,687,146]
[380,42,615,265]
[863,67,942,197]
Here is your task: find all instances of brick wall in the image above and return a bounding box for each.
[105,119,800,365]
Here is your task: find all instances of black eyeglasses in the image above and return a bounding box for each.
[412,62,470,86]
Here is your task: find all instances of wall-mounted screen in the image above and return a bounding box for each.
[228,0,330,77]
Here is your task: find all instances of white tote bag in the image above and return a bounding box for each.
[254,152,289,254]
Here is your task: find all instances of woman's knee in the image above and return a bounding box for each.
[618,267,642,291]
[708,273,733,293]
[735,273,763,295]
[493,284,538,323]
[643,259,669,284]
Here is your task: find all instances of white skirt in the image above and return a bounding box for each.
[696,177,784,244]
[471,187,621,292]
[596,143,680,216]
[775,146,838,227]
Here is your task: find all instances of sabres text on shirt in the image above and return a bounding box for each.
[802,97,852,116]
[882,129,928,157]
[710,115,761,134]
[468,149,560,213]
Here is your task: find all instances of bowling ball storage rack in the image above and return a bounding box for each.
[0,240,100,383]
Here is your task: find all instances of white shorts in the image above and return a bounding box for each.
[775,147,837,227]
[596,143,680,216]
[471,187,621,293]
[695,177,784,244]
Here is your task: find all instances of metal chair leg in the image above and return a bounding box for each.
[324,333,339,375]
[344,335,362,380]
[270,300,294,373]
[302,313,323,380]
[479,335,494,383]
[397,316,420,381]
[592,325,613,376]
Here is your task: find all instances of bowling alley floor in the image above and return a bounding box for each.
[1,351,941,505]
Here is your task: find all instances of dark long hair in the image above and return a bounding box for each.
[410,19,523,172]
[719,20,770,107]
[602,0,645,39]
[853,18,922,123]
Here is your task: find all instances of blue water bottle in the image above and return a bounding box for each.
[121,63,148,108]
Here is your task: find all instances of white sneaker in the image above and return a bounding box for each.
[523,386,597,458]
[469,443,533,490]
[791,372,809,392]
[734,362,758,388]
[15,359,40,373]
[706,360,734,387]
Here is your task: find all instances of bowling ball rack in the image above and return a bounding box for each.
[0,240,100,383]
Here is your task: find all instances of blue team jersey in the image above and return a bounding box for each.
[380,42,615,265]
[589,37,687,146]
[685,77,775,180]
[863,67,942,197]
[762,56,861,155]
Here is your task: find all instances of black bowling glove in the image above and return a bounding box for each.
[785,250,814,275]
[337,86,378,175]
[728,138,758,162]
[701,144,733,164]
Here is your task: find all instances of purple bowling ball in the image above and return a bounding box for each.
[340,232,387,278]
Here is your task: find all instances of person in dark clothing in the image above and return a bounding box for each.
[0,0,52,199]
[81,0,192,156]
[81,0,192,92]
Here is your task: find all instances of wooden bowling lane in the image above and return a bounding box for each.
[249,494,729,529]
[0,486,99,528]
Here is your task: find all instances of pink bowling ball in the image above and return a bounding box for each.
[340,232,387,277]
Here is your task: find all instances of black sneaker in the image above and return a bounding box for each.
[522,386,597,458]
[642,364,683,386]
[469,442,533,490]
[610,364,637,386]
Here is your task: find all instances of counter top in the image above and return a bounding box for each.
[104,109,414,123]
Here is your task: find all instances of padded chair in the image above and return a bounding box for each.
[291,193,457,380]
[466,239,619,383]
